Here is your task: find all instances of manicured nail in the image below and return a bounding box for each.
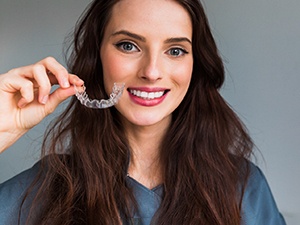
[41,95,49,104]
[62,78,70,88]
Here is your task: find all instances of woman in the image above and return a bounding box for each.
[0,0,286,224]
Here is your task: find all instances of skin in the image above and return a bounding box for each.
[100,0,193,188]
[0,0,193,190]
[0,57,84,152]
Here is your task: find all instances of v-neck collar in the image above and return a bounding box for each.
[125,176,163,225]
[126,175,163,195]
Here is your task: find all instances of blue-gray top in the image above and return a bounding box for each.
[0,160,286,225]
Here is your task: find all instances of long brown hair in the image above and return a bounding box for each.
[23,0,253,224]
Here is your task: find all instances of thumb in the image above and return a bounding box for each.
[44,86,75,114]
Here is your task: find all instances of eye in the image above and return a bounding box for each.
[167,48,188,57]
[115,41,139,53]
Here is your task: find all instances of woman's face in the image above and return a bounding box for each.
[100,0,193,129]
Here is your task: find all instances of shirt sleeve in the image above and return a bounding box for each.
[241,163,286,225]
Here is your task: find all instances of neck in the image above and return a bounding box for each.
[124,118,170,189]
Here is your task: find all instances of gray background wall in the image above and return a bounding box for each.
[0,0,299,224]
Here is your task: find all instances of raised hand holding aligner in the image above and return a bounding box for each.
[74,83,125,109]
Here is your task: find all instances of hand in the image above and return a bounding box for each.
[0,57,84,153]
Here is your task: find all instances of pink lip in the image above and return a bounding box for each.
[127,87,169,107]
[128,87,167,92]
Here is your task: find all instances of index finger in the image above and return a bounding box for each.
[37,57,70,88]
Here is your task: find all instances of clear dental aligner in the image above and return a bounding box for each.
[74,83,125,109]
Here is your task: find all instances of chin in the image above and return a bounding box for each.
[123,113,171,128]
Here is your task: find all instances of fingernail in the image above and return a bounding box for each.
[41,95,49,104]
[18,99,27,108]
[62,78,70,88]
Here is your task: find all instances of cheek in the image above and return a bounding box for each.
[174,60,193,89]
[102,54,122,82]
[101,52,134,94]
[102,53,135,83]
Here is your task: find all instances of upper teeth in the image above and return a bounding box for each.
[130,89,164,99]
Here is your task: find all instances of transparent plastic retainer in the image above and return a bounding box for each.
[74,83,125,109]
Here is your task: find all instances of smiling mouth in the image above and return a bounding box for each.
[128,88,169,100]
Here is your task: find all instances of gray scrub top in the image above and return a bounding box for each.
[0,160,286,225]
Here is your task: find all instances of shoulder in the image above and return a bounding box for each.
[0,160,41,224]
[241,161,286,225]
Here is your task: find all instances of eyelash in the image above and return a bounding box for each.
[115,41,189,57]
[167,48,189,57]
[115,41,139,53]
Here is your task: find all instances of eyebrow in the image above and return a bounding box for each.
[111,30,192,45]
[112,30,146,42]
[164,37,192,45]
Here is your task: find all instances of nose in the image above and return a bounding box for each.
[139,52,163,82]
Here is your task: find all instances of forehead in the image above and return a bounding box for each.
[106,0,192,38]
